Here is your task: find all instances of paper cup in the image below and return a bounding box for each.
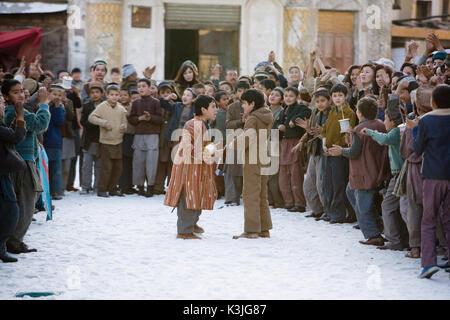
[62,76,73,89]
[339,118,350,133]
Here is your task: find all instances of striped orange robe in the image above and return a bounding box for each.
[164,117,217,210]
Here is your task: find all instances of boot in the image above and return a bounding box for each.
[258,231,270,238]
[0,252,18,263]
[233,232,259,239]
[138,186,146,196]
[145,186,154,198]
[177,233,201,240]
[194,224,204,234]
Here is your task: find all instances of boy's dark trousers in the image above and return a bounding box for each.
[119,155,133,192]
[7,161,41,248]
[154,159,172,194]
[98,143,123,193]
[67,128,82,189]
[268,172,284,207]
[322,155,350,222]
[346,185,381,239]
[0,174,20,255]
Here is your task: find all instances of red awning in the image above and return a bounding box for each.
[0,27,42,71]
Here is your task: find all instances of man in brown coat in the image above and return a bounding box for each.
[229,89,274,239]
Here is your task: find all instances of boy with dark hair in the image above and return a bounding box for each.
[321,83,356,223]
[80,82,105,194]
[224,81,250,206]
[276,87,312,212]
[88,84,127,197]
[44,84,67,201]
[363,99,408,251]
[328,97,390,245]
[260,79,276,99]
[293,88,330,219]
[229,89,274,239]
[127,78,164,197]
[118,88,136,194]
[110,67,121,84]
[3,80,51,254]
[71,67,83,91]
[408,84,450,279]
[193,83,206,96]
[153,82,175,195]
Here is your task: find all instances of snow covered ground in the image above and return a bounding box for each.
[0,191,449,300]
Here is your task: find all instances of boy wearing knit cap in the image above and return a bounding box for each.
[80,82,105,194]
[362,97,408,251]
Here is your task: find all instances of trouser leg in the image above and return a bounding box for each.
[176,189,201,234]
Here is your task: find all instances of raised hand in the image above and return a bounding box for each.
[143,66,156,79]
[37,87,49,105]
[14,101,24,121]
[268,51,276,63]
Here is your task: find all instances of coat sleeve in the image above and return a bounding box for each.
[159,98,176,113]
[412,119,426,156]
[127,101,140,126]
[7,104,51,134]
[0,121,26,144]
[80,103,96,129]
[88,104,108,128]
[366,128,398,146]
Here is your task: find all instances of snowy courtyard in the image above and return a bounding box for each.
[0,192,449,300]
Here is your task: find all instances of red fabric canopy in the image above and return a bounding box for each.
[0,28,42,71]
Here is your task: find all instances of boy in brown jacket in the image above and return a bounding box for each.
[328,97,390,245]
[88,84,127,197]
[229,89,274,239]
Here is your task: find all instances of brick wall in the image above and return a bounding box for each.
[0,11,68,73]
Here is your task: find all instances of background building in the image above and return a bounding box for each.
[1,0,447,81]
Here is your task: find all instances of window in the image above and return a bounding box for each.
[131,6,151,28]
[416,1,432,18]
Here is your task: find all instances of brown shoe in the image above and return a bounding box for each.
[194,224,204,234]
[258,231,270,238]
[233,232,259,239]
[177,233,201,240]
[359,236,385,246]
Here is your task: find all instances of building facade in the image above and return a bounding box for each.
[66,0,394,81]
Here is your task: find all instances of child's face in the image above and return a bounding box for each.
[205,85,215,97]
[107,90,120,105]
[261,87,271,98]
[289,67,301,83]
[195,87,206,95]
[111,72,121,83]
[24,89,30,101]
[314,96,330,112]
[284,90,297,106]
[149,85,158,98]
[119,90,130,105]
[131,93,140,102]
[72,72,81,81]
[182,90,194,105]
[159,88,172,99]
[50,89,64,106]
[219,95,229,109]
[94,65,106,81]
[235,88,245,100]
[383,113,395,131]
[331,92,346,107]
[138,82,151,96]
[183,68,194,82]
[242,100,254,115]
[399,88,411,103]
[89,88,103,102]
[268,90,282,106]
[219,84,232,95]
[202,101,217,120]
[253,79,261,89]
[360,66,374,85]
[5,83,25,105]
